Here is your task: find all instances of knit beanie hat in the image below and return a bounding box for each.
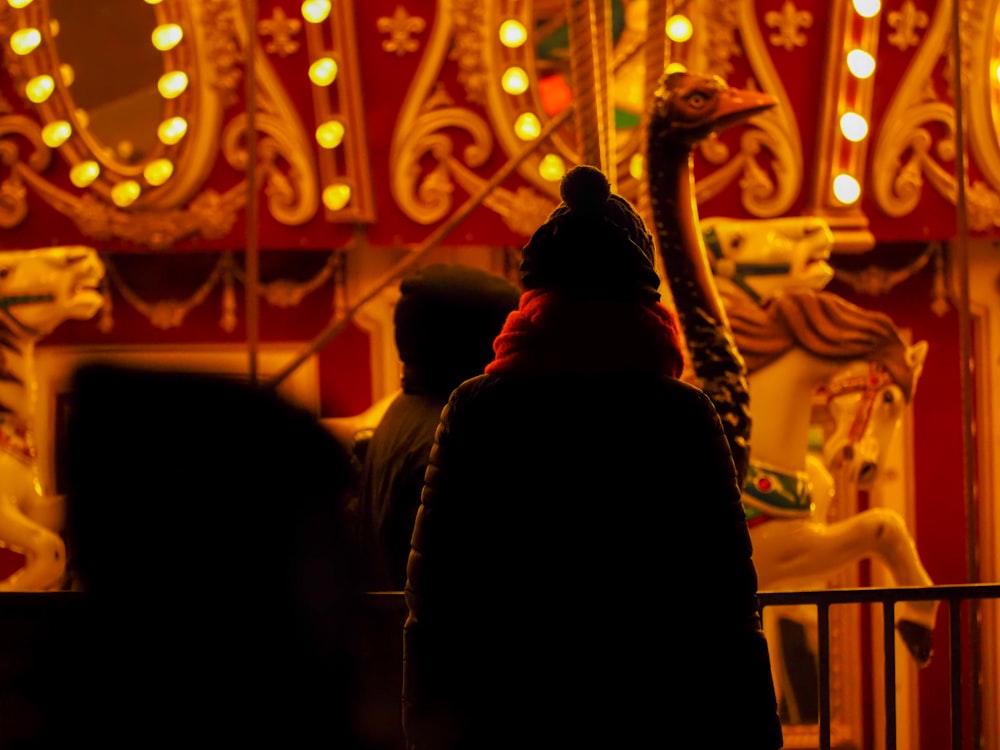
[394,263,521,392]
[519,165,661,302]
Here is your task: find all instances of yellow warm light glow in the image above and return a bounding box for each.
[839,112,869,142]
[996,61,1000,85]
[538,153,565,182]
[501,66,529,95]
[152,24,183,51]
[852,0,881,18]
[111,180,141,207]
[59,63,73,86]
[499,19,527,48]
[846,49,876,79]
[630,153,644,180]
[69,160,99,188]
[514,112,541,141]
[144,0,163,4]
[309,57,338,86]
[10,28,41,55]
[41,120,71,147]
[666,15,693,43]
[302,0,331,23]
[323,183,352,210]
[832,174,861,204]
[316,120,345,149]
[144,158,174,186]
[7,0,34,8]
[75,109,89,127]
[25,74,54,103]
[157,71,188,99]
[157,116,188,144]
[665,62,687,76]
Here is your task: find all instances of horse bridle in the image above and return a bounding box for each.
[0,293,55,337]
[817,361,896,443]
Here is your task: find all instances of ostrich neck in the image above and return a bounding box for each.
[651,144,729,329]
[649,138,751,487]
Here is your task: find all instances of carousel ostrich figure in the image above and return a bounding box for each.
[645,71,935,667]
[645,70,776,488]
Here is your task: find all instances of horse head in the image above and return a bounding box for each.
[818,340,928,487]
[701,215,835,303]
[0,245,105,340]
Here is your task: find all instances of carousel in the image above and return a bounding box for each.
[0,1,996,748]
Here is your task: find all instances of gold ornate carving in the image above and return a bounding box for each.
[965,0,1000,226]
[0,0,320,246]
[377,5,427,56]
[887,0,930,52]
[764,1,813,52]
[258,7,302,58]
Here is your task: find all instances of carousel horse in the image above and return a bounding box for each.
[0,245,105,591]
[645,70,936,667]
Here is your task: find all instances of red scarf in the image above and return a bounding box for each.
[486,289,685,377]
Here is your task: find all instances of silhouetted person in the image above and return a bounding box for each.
[355,263,521,592]
[31,364,367,749]
[350,264,519,750]
[403,166,784,749]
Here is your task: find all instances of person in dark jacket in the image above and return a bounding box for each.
[402,166,784,749]
[355,263,521,592]
[351,264,520,750]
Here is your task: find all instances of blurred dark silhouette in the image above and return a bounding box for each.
[17,363,367,749]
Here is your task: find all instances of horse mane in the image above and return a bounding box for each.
[0,317,20,388]
[720,284,917,400]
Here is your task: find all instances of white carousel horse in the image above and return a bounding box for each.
[0,245,105,591]
[704,218,937,666]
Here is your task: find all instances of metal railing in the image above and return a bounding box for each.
[758,583,1000,750]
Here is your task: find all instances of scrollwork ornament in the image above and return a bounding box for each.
[872,0,957,218]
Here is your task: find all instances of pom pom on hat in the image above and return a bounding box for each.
[519,165,661,301]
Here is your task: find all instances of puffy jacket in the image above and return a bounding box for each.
[403,371,783,750]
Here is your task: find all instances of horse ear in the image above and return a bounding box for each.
[906,340,929,380]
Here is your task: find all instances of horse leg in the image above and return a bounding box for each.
[0,493,67,591]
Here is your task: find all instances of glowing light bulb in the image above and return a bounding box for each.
[852,0,881,18]
[316,120,345,149]
[302,0,331,23]
[665,62,687,76]
[322,183,352,210]
[75,109,89,127]
[41,120,72,147]
[629,153,645,180]
[25,74,54,103]
[666,15,693,43]
[144,158,174,186]
[7,0,35,8]
[10,28,40,55]
[514,112,541,141]
[832,173,861,205]
[846,49,876,79]
[501,66,529,95]
[152,24,183,51]
[111,180,141,207]
[157,116,188,145]
[157,71,188,98]
[839,112,869,142]
[309,57,338,86]
[538,153,565,182]
[69,160,100,188]
[499,19,527,48]
[59,63,74,86]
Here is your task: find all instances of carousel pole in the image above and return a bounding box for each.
[566,0,616,182]
[243,0,261,386]
[949,0,982,746]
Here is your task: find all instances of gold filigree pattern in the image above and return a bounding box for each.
[887,0,930,52]
[377,5,426,56]
[764,1,812,52]
[258,7,302,57]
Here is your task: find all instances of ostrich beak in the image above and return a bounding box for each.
[711,87,777,132]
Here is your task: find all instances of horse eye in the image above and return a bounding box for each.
[0,267,10,279]
[882,391,895,404]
